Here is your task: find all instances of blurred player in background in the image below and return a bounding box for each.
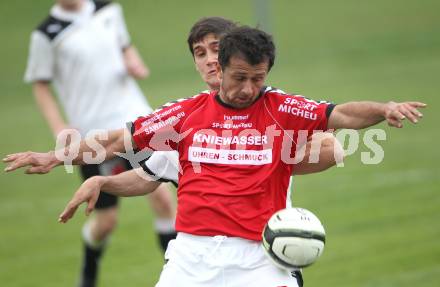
[23,0,176,286]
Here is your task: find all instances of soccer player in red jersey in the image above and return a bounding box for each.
[5,23,425,287]
[49,17,342,203]
[5,17,342,287]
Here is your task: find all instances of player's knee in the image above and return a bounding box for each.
[100,218,118,236]
[152,184,173,203]
[148,184,175,217]
[95,209,118,236]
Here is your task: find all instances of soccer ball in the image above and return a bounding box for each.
[262,207,326,269]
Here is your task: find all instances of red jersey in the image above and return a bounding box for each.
[130,87,334,241]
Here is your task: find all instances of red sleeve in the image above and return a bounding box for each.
[268,90,335,163]
[128,93,206,151]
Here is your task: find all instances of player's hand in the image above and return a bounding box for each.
[383,101,426,128]
[58,177,102,223]
[127,62,150,79]
[3,151,61,174]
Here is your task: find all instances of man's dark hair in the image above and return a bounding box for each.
[219,26,275,71]
[187,17,237,56]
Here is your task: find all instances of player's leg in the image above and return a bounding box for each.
[80,206,118,287]
[146,183,177,252]
[78,159,123,287]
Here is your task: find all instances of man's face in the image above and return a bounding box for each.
[57,0,82,9]
[192,33,221,90]
[217,56,269,109]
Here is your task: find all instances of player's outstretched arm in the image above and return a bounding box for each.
[293,132,344,175]
[3,128,129,174]
[33,81,68,138]
[328,101,426,130]
[123,45,150,79]
[99,168,161,197]
[59,167,161,223]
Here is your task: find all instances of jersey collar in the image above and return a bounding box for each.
[214,86,267,110]
[51,0,95,23]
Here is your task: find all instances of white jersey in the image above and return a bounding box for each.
[24,0,152,136]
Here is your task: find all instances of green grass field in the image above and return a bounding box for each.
[1,0,439,286]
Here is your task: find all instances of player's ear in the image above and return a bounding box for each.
[216,63,222,81]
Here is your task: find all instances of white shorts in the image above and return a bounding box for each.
[155,232,302,287]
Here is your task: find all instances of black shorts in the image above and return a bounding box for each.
[291,270,304,287]
[79,157,133,209]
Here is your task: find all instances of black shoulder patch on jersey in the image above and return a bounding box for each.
[94,0,111,12]
[266,86,300,97]
[140,161,176,184]
[37,16,72,41]
[263,86,272,92]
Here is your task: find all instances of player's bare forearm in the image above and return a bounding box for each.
[123,45,150,79]
[100,168,161,197]
[3,128,128,173]
[58,169,160,223]
[329,102,385,129]
[293,133,344,175]
[69,128,127,165]
[328,101,426,129]
[33,81,67,137]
